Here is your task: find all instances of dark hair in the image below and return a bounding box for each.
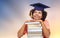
[29,9,47,21]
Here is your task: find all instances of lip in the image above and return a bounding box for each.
[34,15,40,18]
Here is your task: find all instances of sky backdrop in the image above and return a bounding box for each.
[0,0,60,38]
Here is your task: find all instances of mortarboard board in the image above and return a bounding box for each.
[30,3,50,11]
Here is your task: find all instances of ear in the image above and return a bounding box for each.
[30,12,33,18]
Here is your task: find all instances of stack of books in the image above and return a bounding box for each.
[25,22,43,38]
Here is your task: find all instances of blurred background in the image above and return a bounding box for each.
[0,0,60,38]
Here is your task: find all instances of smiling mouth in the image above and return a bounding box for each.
[34,15,40,18]
[33,16,41,20]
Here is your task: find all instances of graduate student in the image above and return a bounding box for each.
[17,3,50,38]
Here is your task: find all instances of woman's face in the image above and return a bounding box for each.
[33,10,42,20]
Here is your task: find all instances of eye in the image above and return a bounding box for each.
[34,11,37,13]
[39,12,42,14]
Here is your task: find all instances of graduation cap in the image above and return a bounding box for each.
[30,3,50,11]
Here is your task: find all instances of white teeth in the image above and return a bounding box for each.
[35,15,39,17]
[35,15,40,18]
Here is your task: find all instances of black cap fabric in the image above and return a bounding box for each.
[30,3,50,11]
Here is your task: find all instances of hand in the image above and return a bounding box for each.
[33,20,43,23]
[24,20,35,23]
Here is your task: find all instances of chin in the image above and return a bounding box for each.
[33,17,41,20]
[34,18,40,20]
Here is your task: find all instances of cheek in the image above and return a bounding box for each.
[38,14,42,18]
[33,13,42,19]
[33,13,36,17]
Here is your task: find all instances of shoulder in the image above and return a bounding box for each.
[44,20,49,22]
[43,20,50,29]
[43,20,49,25]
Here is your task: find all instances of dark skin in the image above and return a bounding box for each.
[17,10,50,38]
